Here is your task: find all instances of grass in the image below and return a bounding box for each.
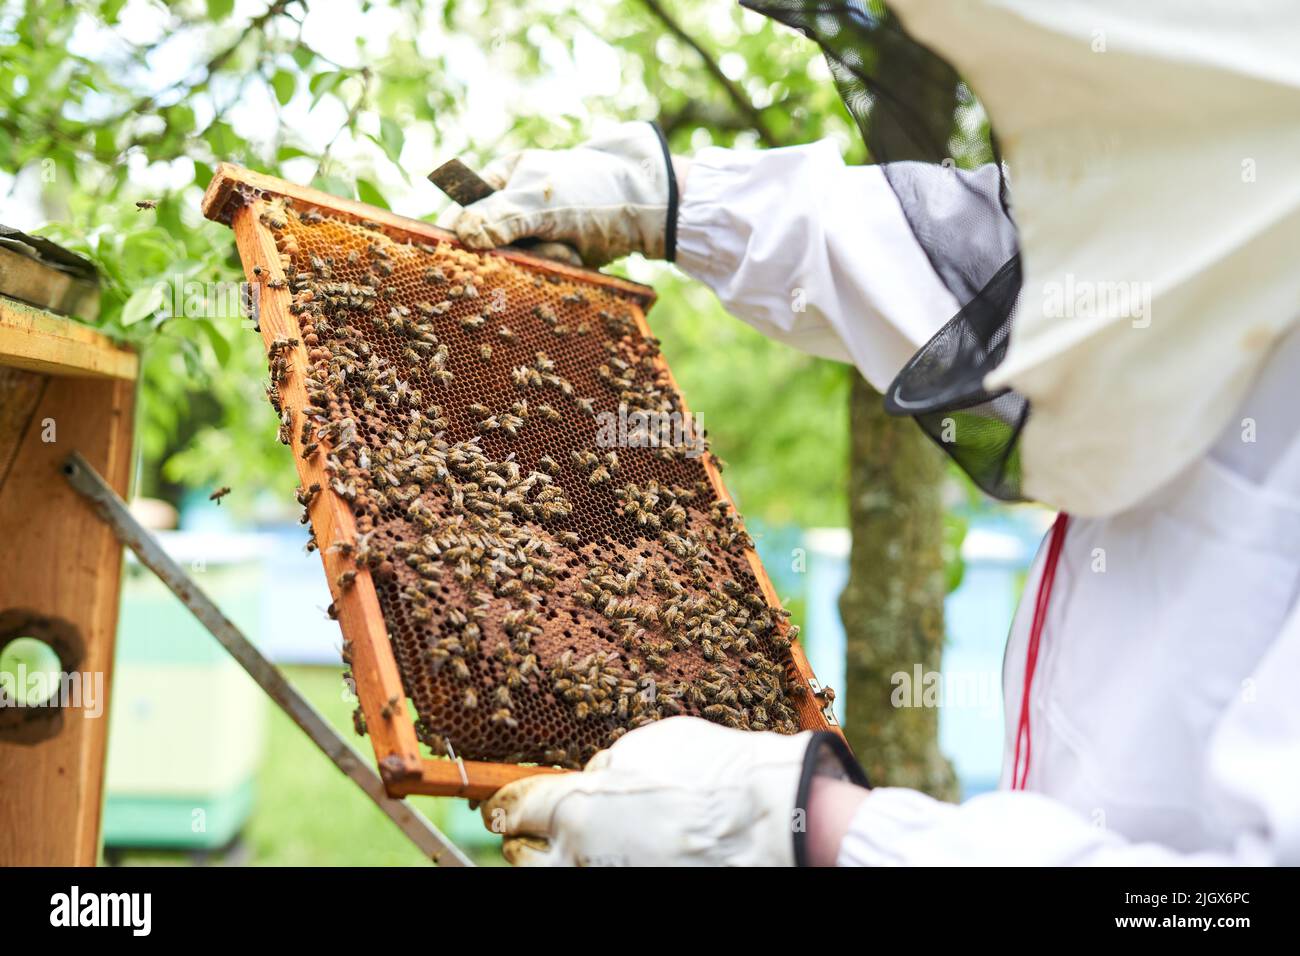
[108,664,504,867]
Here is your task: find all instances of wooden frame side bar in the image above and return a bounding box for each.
[231,201,423,784]
[233,200,583,795]
[626,302,839,737]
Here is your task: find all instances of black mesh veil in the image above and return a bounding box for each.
[742,0,1028,500]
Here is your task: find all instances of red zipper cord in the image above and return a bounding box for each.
[1011,512,1070,791]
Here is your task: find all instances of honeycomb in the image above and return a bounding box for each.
[257,198,820,769]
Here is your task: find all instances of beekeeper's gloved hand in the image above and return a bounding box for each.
[442,121,683,268]
[481,716,867,866]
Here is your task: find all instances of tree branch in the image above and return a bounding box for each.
[315,67,373,180]
[639,0,781,147]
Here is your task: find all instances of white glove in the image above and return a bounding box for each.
[443,121,679,267]
[481,716,866,866]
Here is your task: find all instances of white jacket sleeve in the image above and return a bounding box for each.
[838,592,1300,866]
[674,140,959,392]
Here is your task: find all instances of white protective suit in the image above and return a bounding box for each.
[675,139,1300,865]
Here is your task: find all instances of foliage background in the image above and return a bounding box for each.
[2,0,863,528]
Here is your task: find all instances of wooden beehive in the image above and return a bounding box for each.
[0,242,136,865]
[202,164,840,800]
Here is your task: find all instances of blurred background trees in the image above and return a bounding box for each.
[1,0,977,799]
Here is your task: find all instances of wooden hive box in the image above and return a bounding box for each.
[0,238,136,865]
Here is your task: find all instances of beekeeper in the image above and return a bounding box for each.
[445,0,1300,865]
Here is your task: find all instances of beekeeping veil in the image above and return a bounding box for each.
[745,0,1300,516]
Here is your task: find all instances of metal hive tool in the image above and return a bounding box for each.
[203,164,840,799]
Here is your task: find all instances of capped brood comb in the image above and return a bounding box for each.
[203,163,841,799]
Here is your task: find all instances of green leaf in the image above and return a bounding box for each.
[207,0,235,21]
[312,172,354,200]
[203,120,240,159]
[193,160,215,189]
[309,71,344,106]
[101,0,128,23]
[378,116,404,163]
[121,284,166,326]
[93,127,117,160]
[356,178,390,210]
[164,103,195,135]
[196,318,233,366]
[270,69,295,107]
[122,229,176,276]
[177,335,203,376]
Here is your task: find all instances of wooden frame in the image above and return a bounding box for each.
[203,163,840,800]
[0,298,137,865]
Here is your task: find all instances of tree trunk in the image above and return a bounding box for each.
[839,375,957,798]
[837,29,961,799]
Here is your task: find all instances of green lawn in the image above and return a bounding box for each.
[109,664,504,867]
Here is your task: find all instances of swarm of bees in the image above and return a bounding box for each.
[255,198,827,770]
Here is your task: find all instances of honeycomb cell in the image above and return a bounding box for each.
[258,198,817,770]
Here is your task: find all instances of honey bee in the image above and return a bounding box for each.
[511,365,540,387]
[337,570,357,589]
[209,486,232,505]
[135,199,158,211]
